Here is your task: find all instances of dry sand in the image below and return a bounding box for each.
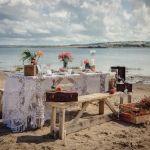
[0,71,150,150]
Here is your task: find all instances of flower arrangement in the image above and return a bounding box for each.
[84,59,90,69]
[84,59,89,65]
[21,49,44,65]
[58,52,73,68]
[135,96,150,110]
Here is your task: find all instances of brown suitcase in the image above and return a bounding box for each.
[46,91,78,102]
[117,83,132,92]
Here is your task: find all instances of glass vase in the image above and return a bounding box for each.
[63,61,68,69]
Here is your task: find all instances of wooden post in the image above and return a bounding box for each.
[72,102,89,125]
[128,92,132,103]
[104,98,118,118]
[50,106,56,136]
[59,108,65,139]
[82,102,87,111]
[120,95,123,104]
[99,100,104,114]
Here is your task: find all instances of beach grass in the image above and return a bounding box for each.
[126,67,142,70]
[14,65,23,71]
[68,66,80,69]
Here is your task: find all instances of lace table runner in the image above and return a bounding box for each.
[2,73,109,132]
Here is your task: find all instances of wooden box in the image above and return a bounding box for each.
[24,65,37,76]
[119,103,150,124]
[117,83,132,92]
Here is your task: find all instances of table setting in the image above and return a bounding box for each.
[1,49,111,132]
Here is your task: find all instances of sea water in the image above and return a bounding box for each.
[0,47,150,76]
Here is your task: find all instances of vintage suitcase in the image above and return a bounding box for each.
[46,91,78,102]
[111,66,125,80]
[117,83,132,92]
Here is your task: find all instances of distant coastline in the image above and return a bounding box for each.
[0,41,150,48]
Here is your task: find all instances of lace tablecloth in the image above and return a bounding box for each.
[2,72,109,132]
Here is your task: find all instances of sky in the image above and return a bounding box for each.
[0,0,150,45]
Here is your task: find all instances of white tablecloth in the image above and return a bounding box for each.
[2,72,109,132]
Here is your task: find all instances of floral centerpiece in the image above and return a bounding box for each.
[20,49,44,65]
[135,96,150,110]
[58,52,73,69]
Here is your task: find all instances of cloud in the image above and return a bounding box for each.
[0,0,150,45]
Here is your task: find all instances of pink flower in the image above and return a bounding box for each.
[65,52,72,58]
[58,52,73,62]
[140,99,143,105]
[58,53,65,59]
[142,97,148,102]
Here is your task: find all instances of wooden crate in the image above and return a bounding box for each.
[24,65,37,76]
[119,103,150,124]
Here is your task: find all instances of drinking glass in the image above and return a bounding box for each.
[46,63,51,70]
[80,61,83,71]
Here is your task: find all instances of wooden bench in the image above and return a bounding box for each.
[48,92,122,139]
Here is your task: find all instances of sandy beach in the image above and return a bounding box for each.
[0,71,150,150]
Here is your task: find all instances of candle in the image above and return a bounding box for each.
[110,72,116,79]
[90,59,95,66]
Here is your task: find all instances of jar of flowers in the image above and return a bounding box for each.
[84,59,90,69]
[20,49,44,76]
[58,52,73,69]
[20,49,44,65]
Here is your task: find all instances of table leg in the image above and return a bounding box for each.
[128,92,132,103]
[59,108,65,139]
[120,92,124,104]
[50,106,56,136]
[72,102,89,124]
[99,100,104,115]
[104,98,118,117]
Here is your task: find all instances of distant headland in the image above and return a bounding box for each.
[0,41,150,48]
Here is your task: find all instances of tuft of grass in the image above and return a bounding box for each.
[126,67,142,70]
[14,65,23,71]
[68,66,80,69]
